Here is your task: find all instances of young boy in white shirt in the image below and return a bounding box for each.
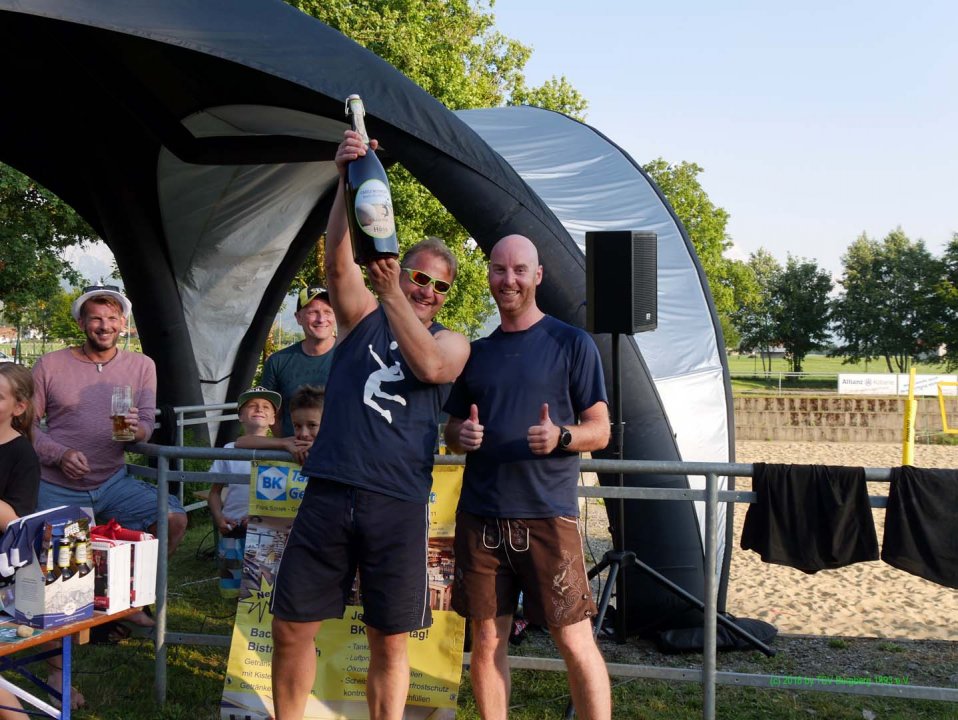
[208,386,280,596]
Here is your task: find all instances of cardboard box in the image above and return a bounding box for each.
[92,539,132,614]
[130,538,158,607]
[14,517,94,629]
[90,536,158,612]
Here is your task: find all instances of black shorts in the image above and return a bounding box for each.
[270,478,432,634]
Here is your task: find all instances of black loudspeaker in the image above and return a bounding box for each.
[586,230,657,334]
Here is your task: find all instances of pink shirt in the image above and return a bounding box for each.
[32,348,157,490]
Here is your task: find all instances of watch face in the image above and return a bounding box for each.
[560,428,572,448]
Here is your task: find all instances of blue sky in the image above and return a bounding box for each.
[492,1,957,277]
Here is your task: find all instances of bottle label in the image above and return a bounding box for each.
[353,179,396,239]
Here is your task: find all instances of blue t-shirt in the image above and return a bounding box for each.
[302,306,450,503]
[261,342,335,436]
[444,315,608,518]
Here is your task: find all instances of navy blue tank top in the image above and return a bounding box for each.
[302,306,449,503]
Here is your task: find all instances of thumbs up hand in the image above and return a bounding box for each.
[459,403,484,451]
[527,402,559,455]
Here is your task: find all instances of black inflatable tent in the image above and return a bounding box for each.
[0,0,575,428]
[0,0,734,631]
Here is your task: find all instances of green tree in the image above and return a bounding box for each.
[35,288,86,345]
[930,232,958,369]
[771,255,833,373]
[711,257,757,351]
[831,228,942,372]
[641,159,730,292]
[287,0,587,336]
[0,164,95,340]
[829,234,884,364]
[510,75,588,120]
[731,250,781,371]
[292,0,532,111]
[640,158,740,343]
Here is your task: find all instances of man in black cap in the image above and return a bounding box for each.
[261,286,336,436]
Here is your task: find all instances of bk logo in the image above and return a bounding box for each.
[256,466,288,501]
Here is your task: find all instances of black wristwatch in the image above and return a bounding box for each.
[558,426,573,449]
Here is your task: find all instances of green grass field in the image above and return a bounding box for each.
[14,341,950,392]
[6,339,143,366]
[726,353,949,376]
[727,353,952,393]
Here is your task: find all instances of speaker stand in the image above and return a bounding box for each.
[610,333,630,643]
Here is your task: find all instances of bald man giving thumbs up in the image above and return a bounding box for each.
[443,234,612,720]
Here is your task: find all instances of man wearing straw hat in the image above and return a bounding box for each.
[31,285,187,550]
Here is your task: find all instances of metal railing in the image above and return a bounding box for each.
[124,441,958,720]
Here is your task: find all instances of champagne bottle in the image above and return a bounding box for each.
[343,94,399,265]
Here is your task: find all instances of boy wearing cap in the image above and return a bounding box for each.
[261,286,336,437]
[208,385,280,597]
[235,384,325,466]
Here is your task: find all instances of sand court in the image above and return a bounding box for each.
[729,441,957,640]
[582,441,958,640]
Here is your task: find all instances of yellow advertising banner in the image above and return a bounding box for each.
[427,465,462,538]
[312,609,465,706]
[219,462,465,720]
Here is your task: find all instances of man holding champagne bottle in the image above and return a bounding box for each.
[269,115,470,720]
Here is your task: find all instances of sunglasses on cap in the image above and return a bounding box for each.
[402,269,451,295]
[83,284,121,293]
[298,285,328,309]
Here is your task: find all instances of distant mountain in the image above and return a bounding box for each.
[64,242,116,289]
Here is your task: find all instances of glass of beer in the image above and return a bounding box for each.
[111,385,135,441]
